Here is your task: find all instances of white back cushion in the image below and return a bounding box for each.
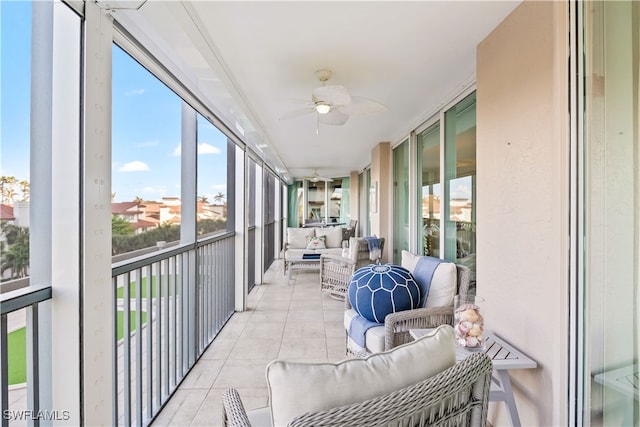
[287,227,315,249]
[266,325,456,426]
[316,226,343,248]
[401,250,457,308]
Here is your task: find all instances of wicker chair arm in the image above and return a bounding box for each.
[320,254,356,300]
[222,388,252,427]
[384,305,454,350]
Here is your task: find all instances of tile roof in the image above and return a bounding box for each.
[0,204,15,220]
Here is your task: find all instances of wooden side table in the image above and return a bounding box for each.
[410,329,537,427]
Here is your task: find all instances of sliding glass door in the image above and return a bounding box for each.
[393,139,410,264]
[417,123,441,258]
[444,92,476,286]
[581,1,639,424]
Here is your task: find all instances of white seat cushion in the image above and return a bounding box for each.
[343,308,386,353]
[316,226,344,248]
[266,325,456,426]
[401,250,457,308]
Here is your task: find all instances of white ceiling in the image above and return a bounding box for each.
[110,1,520,182]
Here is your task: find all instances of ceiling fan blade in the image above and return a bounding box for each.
[313,85,351,106]
[319,109,349,126]
[338,96,388,115]
[302,168,334,182]
[279,106,315,120]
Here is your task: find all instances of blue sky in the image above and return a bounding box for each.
[1,1,32,184]
[1,1,228,204]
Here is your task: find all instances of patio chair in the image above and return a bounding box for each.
[350,236,385,269]
[319,254,356,300]
[344,250,471,357]
[222,325,492,427]
[341,219,358,242]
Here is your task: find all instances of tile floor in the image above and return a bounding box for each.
[151,259,346,426]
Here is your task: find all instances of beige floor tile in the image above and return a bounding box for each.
[288,298,323,311]
[151,389,208,426]
[228,337,281,360]
[282,321,325,339]
[324,320,346,338]
[212,359,270,389]
[323,309,345,322]
[180,359,225,389]
[240,321,286,339]
[200,337,237,360]
[286,310,324,323]
[255,299,291,311]
[326,337,348,362]
[248,310,289,323]
[278,336,327,360]
[188,388,225,427]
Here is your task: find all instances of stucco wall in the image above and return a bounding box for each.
[476,1,569,425]
[371,142,392,262]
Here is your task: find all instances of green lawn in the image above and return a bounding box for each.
[116,275,179,299]
[116,311,148,340]
[8,327,26,385]
[7,311,148,385]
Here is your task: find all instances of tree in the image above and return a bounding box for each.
[0,176,18,204]
[198,195,209,204]
[112,215,134,236]
[0,223,30,279]
[18,180,29,201]
[213,192,225,205]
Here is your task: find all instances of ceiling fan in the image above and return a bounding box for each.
[304,168,333,182]
[280,69,387,133]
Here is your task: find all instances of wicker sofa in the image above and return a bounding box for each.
[283,226,345,275]
[222,325,492,427]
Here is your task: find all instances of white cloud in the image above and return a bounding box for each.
[119,161,150,172]
[210,184,226,190]
[173,143,221,157]
[126,88,145,96]
[137,140,159,148]
[198,143,221,155]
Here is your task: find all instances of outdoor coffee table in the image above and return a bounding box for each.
[286,254,321,285]
[410,328,536,427]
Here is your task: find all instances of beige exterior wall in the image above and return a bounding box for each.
[371,142,392,262]
[476,1,569,426]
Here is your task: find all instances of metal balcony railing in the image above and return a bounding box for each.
[112,231,235,426]
[1,284,52,427]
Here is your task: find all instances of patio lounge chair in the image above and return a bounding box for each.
[222,325,492,427]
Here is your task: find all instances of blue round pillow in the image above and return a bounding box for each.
[348,264,421,323]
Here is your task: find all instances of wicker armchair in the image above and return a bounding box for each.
[319,254,356,300]
[350,237,385,269]
[345,261,471,357]
[222,351,492,427]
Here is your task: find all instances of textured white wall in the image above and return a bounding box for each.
[476,1,569,425]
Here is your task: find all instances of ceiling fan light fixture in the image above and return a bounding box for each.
[315,102,331,114]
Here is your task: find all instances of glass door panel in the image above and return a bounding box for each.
[583,1,639,424]
[393,139,409,264]
[417,124,441,258]
[444,93,476,286]
[328,179,343,224]
[306,180,325,223]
